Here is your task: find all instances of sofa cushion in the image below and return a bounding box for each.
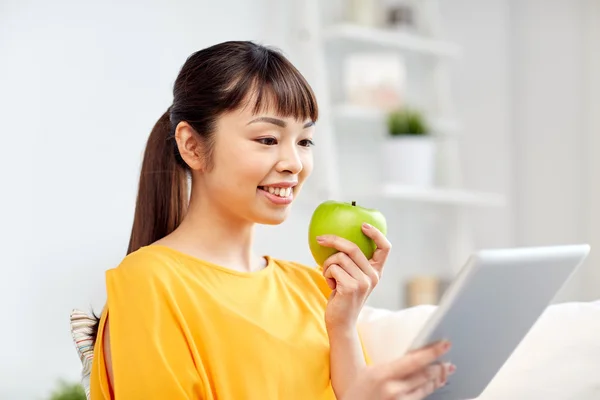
[357,301,600,399]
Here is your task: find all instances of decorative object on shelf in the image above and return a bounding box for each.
[383,107,436,187]
[383,0,415,32]
[345,0,382,27]
[342,52,406,111]
[381,0,430,35]
[405,275,441,307]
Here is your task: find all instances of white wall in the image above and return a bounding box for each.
[584,0,600,301]
[436,0,516,270]
[442,0,599,303]
[0,0,273,398]
[509,0,597,302]
[441,0,515,251]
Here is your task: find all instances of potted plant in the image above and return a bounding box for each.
[48,380,86,400]
[382,107,436,187]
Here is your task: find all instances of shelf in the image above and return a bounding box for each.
[324,24,462,58]
[332,104,462,135]
[379,184,506,207]
[348,184,505,207]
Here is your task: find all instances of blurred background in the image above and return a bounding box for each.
[1,0,599,398]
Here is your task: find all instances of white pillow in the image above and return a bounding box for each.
[358,301,600,400]
[69,309,94,400]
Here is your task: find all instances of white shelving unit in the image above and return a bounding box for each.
[380,184,505,207]
[332,104,463,136]
[323,23,462,58]
[286,0,506,285]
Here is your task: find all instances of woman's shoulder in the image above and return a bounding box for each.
[271,257,320,273]
[107,245,183,281]
[270,258,329,286]
[270,258,332,299]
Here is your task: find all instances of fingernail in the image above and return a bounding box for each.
[448,364,456,374]
[441,340,451,351]
[316,236,325,243]
[362,223,372,229]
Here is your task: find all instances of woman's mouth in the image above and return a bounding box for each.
[258,185,295,205]
[258,186,293,198]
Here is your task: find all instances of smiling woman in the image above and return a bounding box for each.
[76,40,452,400]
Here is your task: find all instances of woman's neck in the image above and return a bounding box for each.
[157,193,264,273]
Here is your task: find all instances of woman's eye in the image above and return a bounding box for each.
[299,139,315,147]
[257,137,278,146]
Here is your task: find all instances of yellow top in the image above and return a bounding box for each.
[90,245,368,399]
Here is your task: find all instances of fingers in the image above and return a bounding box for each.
[373,362,455,400]
[323,264,356,296]
[404,363,455,400]
[386,340,452,380]
[361,223,392,272]
[317,227,391,299]
[396,363,447,394]
[325,276,336,290]
[317,234,372,274]
[317,223,392,278]
[322,251,378,291]
[403,379,438,400]
[324,262,380,298]
[438,361,452,388]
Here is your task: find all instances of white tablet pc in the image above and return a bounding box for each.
[407,244,591,400]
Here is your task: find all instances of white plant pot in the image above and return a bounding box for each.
[382,136,436,187]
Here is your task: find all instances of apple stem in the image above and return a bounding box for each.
[352,201,356,206]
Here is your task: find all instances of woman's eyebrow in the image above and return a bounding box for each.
[247,117,315,129]
[247,117,286,127]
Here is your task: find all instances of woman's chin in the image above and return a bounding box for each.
[254,207,292,226]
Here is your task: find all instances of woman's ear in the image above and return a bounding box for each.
[174,121,206,171]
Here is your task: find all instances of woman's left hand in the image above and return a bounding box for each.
[317,223,392,333]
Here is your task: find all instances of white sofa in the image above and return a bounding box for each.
[357,301,600,399]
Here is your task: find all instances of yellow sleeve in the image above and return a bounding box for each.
[106,256,204,399]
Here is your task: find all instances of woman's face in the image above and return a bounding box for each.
[182,100,315,226]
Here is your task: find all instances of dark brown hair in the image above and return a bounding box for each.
[89,40,318,342]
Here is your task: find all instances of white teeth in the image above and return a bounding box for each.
[263,186,293,198]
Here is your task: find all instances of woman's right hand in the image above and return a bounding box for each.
[342,340,455,400]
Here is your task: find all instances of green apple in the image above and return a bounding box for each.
[308,200,388,266]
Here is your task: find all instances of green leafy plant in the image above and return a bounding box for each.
[387,107,429,136]
[48,380,86,400]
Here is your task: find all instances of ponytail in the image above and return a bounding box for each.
[89,108,188,342]
[127,108,189,255]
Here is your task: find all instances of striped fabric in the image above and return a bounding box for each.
[69,309,96,400]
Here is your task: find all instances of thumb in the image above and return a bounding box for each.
[328,288,337,300]
[326,277,336,290]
